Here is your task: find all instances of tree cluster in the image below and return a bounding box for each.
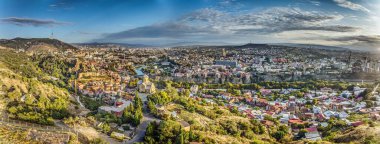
[123,93,143,126]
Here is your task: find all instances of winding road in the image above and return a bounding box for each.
[123,93,161,144]
[125,113,160,144]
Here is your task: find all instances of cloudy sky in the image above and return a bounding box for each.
[0,0,379,50]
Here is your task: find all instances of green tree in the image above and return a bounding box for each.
[100,123,111,133]
[175,130,185,144]
[272,131,285,141]
[147,99,157,114]
[297,129,307,138]
[7,89,21,101]
[25,94,35,105]
[8,106,18,114]
[312,99,318,105]
[134,93,143,109]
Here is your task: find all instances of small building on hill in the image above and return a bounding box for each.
[179,120,191,131]
[98,98,131,117]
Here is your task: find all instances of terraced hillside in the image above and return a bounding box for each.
[0,124,76,144]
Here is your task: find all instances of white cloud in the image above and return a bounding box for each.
[99,7,360,40]
[97,7,373,49]
[309,0,321,6]
[333,0,370,13]
[178,7,358,34]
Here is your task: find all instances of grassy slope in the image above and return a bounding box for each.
[333,124,380,144]
[0,61,69,99]
[0,49,72,102]
[0,60,80,119]
[0,124,79,144]
[0,49,79,142]
[166,103,275,144]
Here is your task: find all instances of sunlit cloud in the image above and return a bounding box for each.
[333,0,370,13]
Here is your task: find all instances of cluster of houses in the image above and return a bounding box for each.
[189,85,379,141]
[151,55,372,84]
[45,45,380,86]
[66,45,378,86]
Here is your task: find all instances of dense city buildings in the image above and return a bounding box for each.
[0,38,379,144]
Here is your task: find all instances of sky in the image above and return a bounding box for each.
[0,0,379,50]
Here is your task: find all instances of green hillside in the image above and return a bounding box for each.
[0,49,76,125]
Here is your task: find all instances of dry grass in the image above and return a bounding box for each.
[193,130,272,144]
[0,125,71,144]
[75,125,100,140]
[166,104,213,127]
[165,104,274,144]
[0,62,28,93]
[194,130,252,144]
[28,44,58,52]
[0,61,69,98]
[333,124,380,144]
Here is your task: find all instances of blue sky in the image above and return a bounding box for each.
[0,0,379,50]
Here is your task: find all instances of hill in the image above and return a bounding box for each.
[235,43,270,49]
[333,125,380,144]
[272,43,350,51]
[162,41,233,48]
[0,38,77,51]
[74,42,151,48]
[0,49,80,124]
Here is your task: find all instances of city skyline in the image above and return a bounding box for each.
[0,0,379,50]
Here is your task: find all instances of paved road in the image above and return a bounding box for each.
[125,93,161,144]
[125,114,160,144]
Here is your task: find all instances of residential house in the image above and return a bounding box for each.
[305,127,321,141]
[98,99,131,117]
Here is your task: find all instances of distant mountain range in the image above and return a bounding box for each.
[171,42,353,51]
[75,41,234,48]
[0,38,77,51]
[158,42,352,51]
[73,42,152,48]
[0,38,357,52]
[159,41,233,47]
[235,43,270,49]
[271,43,351,51]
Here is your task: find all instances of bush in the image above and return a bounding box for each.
[89,138,109,144]
[123,125,130,131]
[368,121,375,127]
[110,132,126,141]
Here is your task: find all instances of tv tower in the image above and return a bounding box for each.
[49,30,54,39]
